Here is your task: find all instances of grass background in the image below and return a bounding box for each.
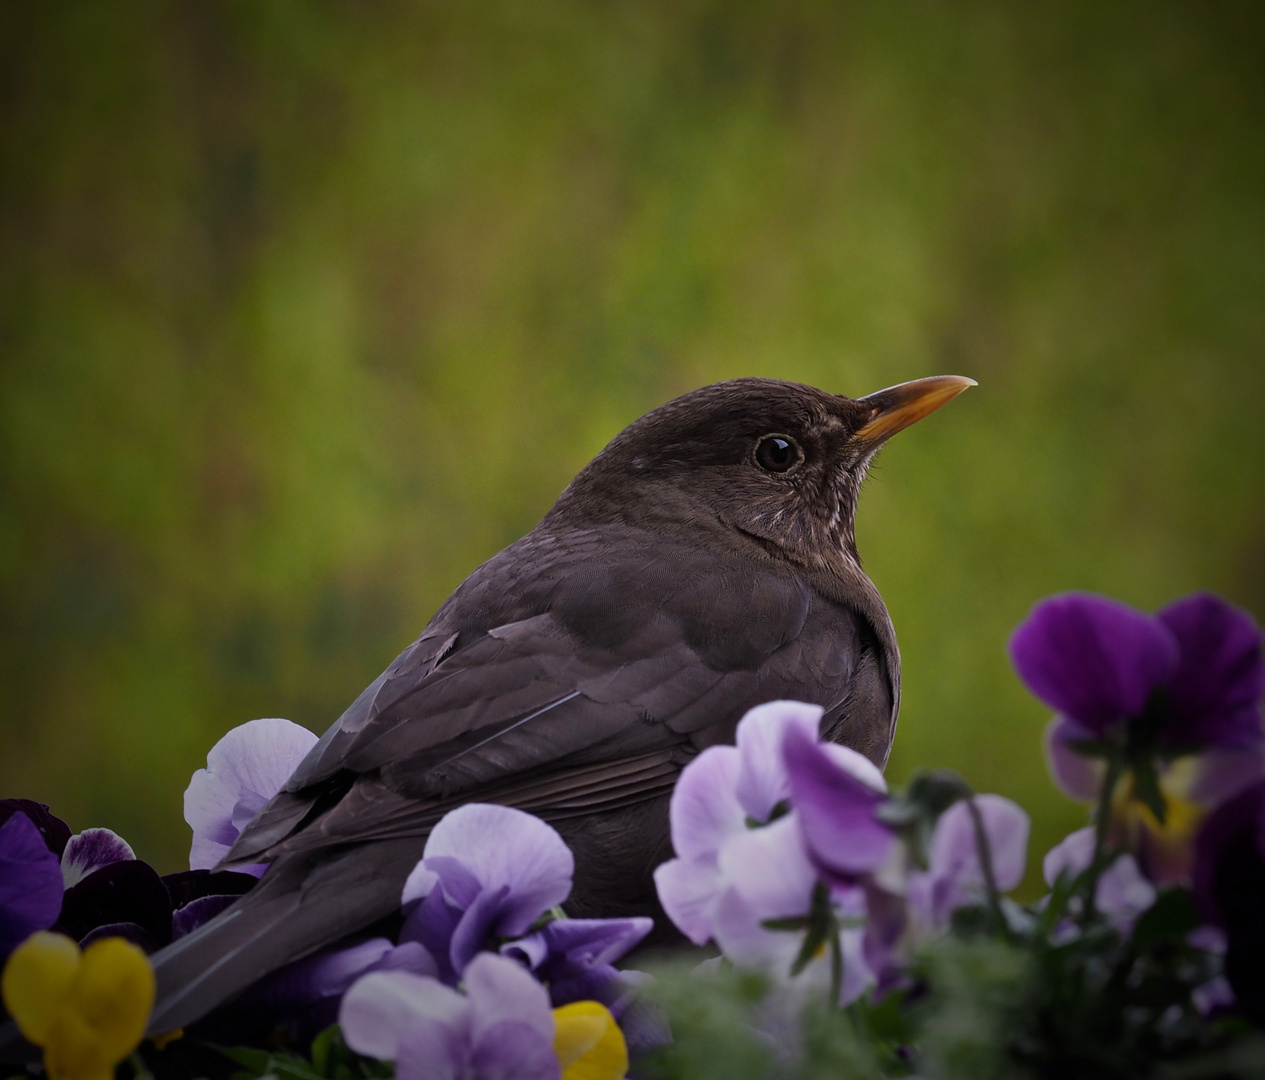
[2,1,1263,893]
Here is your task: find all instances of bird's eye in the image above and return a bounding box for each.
[753,434,802,473]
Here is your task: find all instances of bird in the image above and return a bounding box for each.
[146,373,974,1033]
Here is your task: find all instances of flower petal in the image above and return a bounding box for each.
[717,814,817,922]
[470,1020,561,1080]
[554,1000,628,1080]
[1159,593,1264,748]
[339,970,467,1061]
[61,829,135,889]
[1044,718,1105,801]
[62,936,155,1067]
[784,726,894,881]
[423,805,574,937]
[184,718,317,872]
[919,795,1030,924]
[58,859,172,948]
[734,702,823,825]
[667,746,743,862]
[1,931,80,1045]
[0,813,64,959]
[0,800,71,857]
[395,1019,467,1080]
[464,951,555,1045]
[652,857,724,945]
[1010,593,1179,735]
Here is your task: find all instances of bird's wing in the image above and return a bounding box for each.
[227,526,889,863]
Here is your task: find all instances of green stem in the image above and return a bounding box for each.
[1081,754,1124,924]
[966,796,1010,940]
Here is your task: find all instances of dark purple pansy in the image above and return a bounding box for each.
[0,812,63,961]
[0,800,71,857]
[163,868,258,939]
[56,857,173,951]
[1192,778,1265,1025]
[1010,592,1263,750]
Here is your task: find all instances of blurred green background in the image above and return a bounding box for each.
[2,2,1263,893]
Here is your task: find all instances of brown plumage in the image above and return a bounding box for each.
[147,374,973,1033]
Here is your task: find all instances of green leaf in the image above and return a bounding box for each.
[1130,888,1201,952]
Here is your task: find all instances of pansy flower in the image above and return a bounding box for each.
[0,813,63,962]
[1010,592,1264,884]
[184,717,318,877]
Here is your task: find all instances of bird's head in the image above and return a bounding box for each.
[547,376,975,572]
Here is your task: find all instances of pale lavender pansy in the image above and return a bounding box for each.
[654,701,825,947]
[1043,827,1156,930]
[340,952,560,1080]
[908,794,1030,931]
[501,916,652,1011]
[399,803,574,982]
[184,717,318,877]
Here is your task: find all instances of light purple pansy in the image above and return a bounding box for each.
[1010,592,1263,750]
[1043,826,1155,930]
[399,803,574,982]
[0,812,63,960]
[340,952,560,1080]
[184,717,318,877]
[908,794,1030,931]
[654,701,825,948]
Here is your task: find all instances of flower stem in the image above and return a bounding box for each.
[1082,754,1124,924]
[966,796,1010,940]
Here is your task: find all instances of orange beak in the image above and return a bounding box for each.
[853,375,977,447]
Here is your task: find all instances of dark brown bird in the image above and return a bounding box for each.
[147,374,974,1033]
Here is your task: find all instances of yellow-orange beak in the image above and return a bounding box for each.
[853,375,977,447]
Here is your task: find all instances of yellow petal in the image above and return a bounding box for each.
[553,1000,628,1080]
[45,1006,117,1080]
[1,932,81,1045]
[64,938,155,1068]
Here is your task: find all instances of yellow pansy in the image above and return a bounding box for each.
[2,932,154,1080]
[553,1000,628,1080]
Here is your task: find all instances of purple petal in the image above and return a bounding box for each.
[400,886,465,984]
[1043,826,1156,926]
[401,861,440,908]
[734,701,823,824]
[504,917,653,977]
[0,812,64,958]
[184,717,318,871]
[717,814,818,922]
[172,893,240,938]
[1159,594,1264,748]
[710,886,801,972]
[449,884,512,974]
[915,796,1029,926]
[0,800,71,856]
[1044,718,1105,801]
[161,868,256,910]
[340,970,468,1061]
[58,857,172,948]
[423,805,573,937]
[667,745,743,862]
[395,1019,468,1080]
[653,856,724,945]
[463,952,555,1045]
[1009,593,1179,735]
[469,1021,561,1080]
[61,828,135,888]
[1186,747,1265,809]
[784,726,894,882]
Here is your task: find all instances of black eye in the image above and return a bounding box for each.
[753,434,802,473]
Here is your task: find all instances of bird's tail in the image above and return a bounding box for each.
[147,836,424,1035]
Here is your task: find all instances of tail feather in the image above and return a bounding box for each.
[147,837,424,1035]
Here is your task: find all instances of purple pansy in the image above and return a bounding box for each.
[502,916,652,1011]
[340,952,560,1080]
[184,717,318,877]
[1043,826,1156,931]
[654,701,827,948]
[0,812,64,961]
[60,827,135,888]
[1010,592,1263,752]
[399,803,574,982]
[1192,778,1265,1024]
